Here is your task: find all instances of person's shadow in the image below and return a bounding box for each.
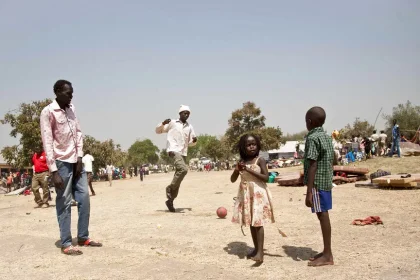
[223,241,250,259]
[155,208,192,213]
[54,238,80,248]
[224,242,283,267]
[282,245,319,261]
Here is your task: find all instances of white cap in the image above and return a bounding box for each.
[179,105,190,113]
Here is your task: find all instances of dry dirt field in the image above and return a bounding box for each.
[1,157,420,280]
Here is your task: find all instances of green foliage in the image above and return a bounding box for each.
[194,135,223,161]
[225,101,265,141]
[83,135,128,171]
[159,149,174,165]
[128,139,160,166]
[201,136,223,161]
[340,118,374,140]
[184,134,230,162]
[224,102,282,152]
[383,101,420,139]
[1,99,52,167]
[282,130,307,142]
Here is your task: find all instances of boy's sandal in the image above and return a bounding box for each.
[61,245,83,255]
[78,238,103,247]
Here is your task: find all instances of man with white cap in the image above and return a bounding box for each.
[156,105,197,212]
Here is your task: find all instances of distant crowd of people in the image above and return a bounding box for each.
[332,119,417,163]
[1,171,32,193]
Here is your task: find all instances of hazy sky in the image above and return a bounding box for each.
[1,0,419,150]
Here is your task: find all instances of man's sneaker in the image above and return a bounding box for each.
[165,200,176,212]
[42,203,49,208]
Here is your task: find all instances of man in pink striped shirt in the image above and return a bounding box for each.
[40,80,102,255]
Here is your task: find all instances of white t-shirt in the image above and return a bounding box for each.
[379,133,387,143]
[106,165,114,174]
[82,154,94,172]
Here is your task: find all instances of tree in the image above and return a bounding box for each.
[254,126,283,150]
[383,101,420,139]
[225,101,265,142]
[128,139,159,166]
[220,136,235,160]
[159,149,174,165]
[199,135,224,161]
[225,102,282,152]
[185,134,214,162]
[282,130,307,142]
[83,136,128,171]
[340,118,374,140]
[1,99,52,168]
[113,144,128,167]
[183,134,229,162]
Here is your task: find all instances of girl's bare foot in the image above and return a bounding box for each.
[251,252,264,263]
[309,252,323,261]
[308,255,334,267]
[247,249,257,259]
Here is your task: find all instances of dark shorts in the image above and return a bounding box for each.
[311,188,332,213]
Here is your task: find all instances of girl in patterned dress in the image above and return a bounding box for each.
[231,134,275,263]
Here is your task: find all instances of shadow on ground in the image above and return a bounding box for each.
[54,238,82,248]
[223,241,251,259]
[282,245,319,261]
[155,208,192,213]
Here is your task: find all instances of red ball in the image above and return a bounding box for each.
[216,207,227,219]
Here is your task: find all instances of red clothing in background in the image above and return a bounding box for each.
[32,152,49,173]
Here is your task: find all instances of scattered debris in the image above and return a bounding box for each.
[372,175,418,188]
[352,216,383,226]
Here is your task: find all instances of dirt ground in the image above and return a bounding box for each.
[1,161,420,280]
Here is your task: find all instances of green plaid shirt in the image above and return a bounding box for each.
[304,127,334,191]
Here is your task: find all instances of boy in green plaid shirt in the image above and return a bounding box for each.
[304,106,334,267]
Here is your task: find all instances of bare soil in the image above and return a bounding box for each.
[1,157,420,279]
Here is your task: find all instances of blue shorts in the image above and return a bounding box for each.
[311,188,332,213]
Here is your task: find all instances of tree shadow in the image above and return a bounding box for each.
[223,241,250,259]
[282,245,319,261]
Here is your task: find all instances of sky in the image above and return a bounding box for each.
[0,0,419,151]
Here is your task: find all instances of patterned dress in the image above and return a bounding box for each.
[232,158,275,227]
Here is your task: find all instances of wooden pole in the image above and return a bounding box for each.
[373,107,382,129]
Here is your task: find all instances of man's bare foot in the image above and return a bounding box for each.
[251,252,264,263]
[309,252,323,261]
[247,249,257,259]
[308,255,334,267]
